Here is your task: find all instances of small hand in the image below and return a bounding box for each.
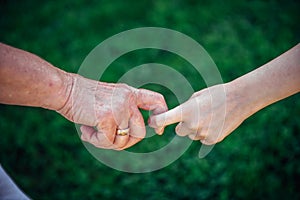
[149,84,249,145]
[58,74,167,150]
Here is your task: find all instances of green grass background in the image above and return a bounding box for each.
[1,0,300,199]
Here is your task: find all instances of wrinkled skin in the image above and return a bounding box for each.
[58,74,168,150]
[0,43,168,151]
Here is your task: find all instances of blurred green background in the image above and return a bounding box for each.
[1,0,299,199]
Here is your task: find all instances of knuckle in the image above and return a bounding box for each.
[156,93,165,102]
[91,141,101,148]
[99,110,113,119]
[198,132,208,140]
[201,138,217,145]
[117,83,129,88]
[201,134,218,145]
[175,125,187,136]
[81,135,88,142]
[139,130,146,138]
[188,134,198,140]
[190,91,202,99]
[115,83,135,97]
[187,121,199,131]
[118,83,133,93]
[190,93,197,99]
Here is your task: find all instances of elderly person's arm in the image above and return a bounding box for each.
[150,43,300,145]
[0,43,167,150]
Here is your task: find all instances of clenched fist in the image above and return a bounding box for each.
[58,74,168,150]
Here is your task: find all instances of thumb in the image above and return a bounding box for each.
[135,88,168,115]
[135,88,168,134]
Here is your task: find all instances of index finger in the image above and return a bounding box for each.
[135,88,168,115]
[148,105,183,129]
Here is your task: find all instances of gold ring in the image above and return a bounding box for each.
[117,128,130,136]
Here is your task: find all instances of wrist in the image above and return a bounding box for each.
[46,70,74,111]
[225,80,262,119]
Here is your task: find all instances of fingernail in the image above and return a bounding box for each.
[155,127,164,135]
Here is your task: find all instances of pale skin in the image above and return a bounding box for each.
[149,43,300,145]
[0,43,168,150]
[1,42,299,149]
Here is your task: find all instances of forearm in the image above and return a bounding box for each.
[228,43,300,116]
[0,43,72,111]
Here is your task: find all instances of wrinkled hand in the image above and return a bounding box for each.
[58,74,167,150]
[149,84,249,145]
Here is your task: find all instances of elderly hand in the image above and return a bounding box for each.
[58,74,168,150]
[149,84,250,145]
